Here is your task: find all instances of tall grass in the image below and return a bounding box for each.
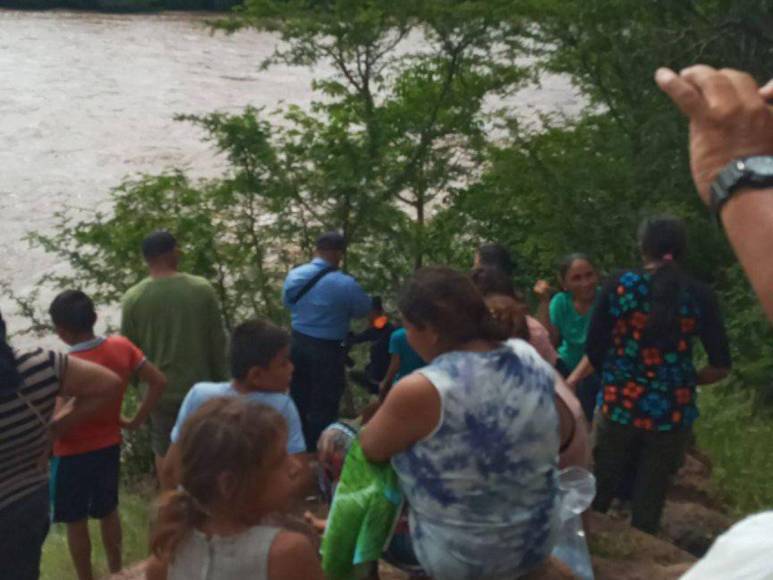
[695,384,773,516]
[41,486,153,580]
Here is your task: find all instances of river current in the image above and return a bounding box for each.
[0,10,581,345]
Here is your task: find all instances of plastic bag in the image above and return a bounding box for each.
[551,466,596,580]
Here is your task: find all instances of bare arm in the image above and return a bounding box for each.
[534,280,559,346]
[566,355,595,391]
[656,66,773,322]
[360,373,441,462]
[121,361,167,430]
[267,531,324,580]
[720,188,773,322]
[51,357,122,440]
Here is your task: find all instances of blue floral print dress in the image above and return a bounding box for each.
[391,339,560,580]
[586,270,731,431]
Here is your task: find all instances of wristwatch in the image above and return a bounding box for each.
[710,156,773,218]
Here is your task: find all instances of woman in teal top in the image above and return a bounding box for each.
[535,253,600,421]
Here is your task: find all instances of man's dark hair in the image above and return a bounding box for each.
[316,231,347,252]
[477,243,514,276]
[371,296,383,311]
[229,319,290,380]
[49,290,97,334]
[142,230,177,260]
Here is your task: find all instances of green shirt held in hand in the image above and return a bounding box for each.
[121,273,228,415]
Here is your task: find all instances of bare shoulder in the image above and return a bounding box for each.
[267,531,323,580]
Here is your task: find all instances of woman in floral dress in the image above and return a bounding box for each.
[586,216,731,534]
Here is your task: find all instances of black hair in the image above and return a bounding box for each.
[316,231,347,251]
[469,267,515,298]
[558,253,595,281]
[371,296,383,311]
[229,319,290,380]
[0,311,22,392]
[49,290,97,334]
[477,243,514,276]
[638,216,688,344]
[398,267,509,348]
[142,230,177,260]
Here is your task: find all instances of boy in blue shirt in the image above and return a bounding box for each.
[161,319,306,489]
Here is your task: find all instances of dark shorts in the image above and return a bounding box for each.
[52,444,120,523]
[0,485,50,580]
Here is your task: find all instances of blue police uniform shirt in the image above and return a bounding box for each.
[282,257,371,341]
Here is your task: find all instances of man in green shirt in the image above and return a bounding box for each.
[121,231,228,476]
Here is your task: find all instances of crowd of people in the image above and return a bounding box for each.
[0,64,771,580]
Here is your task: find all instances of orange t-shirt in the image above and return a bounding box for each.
[53,336,145,457]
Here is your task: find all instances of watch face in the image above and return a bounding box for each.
[744,156,773,176]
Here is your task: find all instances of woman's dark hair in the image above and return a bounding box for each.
[398,267,509,347]
[638,216,688,344]
[470,267,515,298]
[477,243,514,276]
[0,311,22,392]
[558,253,594,282]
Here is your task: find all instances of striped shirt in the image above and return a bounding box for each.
[0,349,66,512]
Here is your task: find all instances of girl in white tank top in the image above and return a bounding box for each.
[145,397,323,580]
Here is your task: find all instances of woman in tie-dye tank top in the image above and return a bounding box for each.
[360,267,560,580]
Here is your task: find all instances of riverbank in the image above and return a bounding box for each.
[0,0,239,11]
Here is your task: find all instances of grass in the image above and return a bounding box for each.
[695,384,773,516]
[41,485,153,580]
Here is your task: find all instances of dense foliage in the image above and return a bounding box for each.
[0,0,240,10]
[7,2,773,477]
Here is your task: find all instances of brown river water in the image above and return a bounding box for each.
[0,10,582,346]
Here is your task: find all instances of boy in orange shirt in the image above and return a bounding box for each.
[49,290,166,580]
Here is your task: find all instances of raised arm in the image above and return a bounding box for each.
[534,280,559,346]
[655,66,773,322]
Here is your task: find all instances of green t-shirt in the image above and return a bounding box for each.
[121,273,228,414]
[549,290,596,372]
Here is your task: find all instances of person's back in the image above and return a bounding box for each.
[169,525,279,580]
[281,232,370,448]
[391,339,559,578]
[121,231,227,465]
[53,336,142,457]
[122,273,226,411]
[588,268,729,430]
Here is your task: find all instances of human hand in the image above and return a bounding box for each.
[655,66,773,205]
[533,279,553,302]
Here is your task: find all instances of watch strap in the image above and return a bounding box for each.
[710,157,773,218]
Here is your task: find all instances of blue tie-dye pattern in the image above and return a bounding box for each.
[391,340,560,580]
